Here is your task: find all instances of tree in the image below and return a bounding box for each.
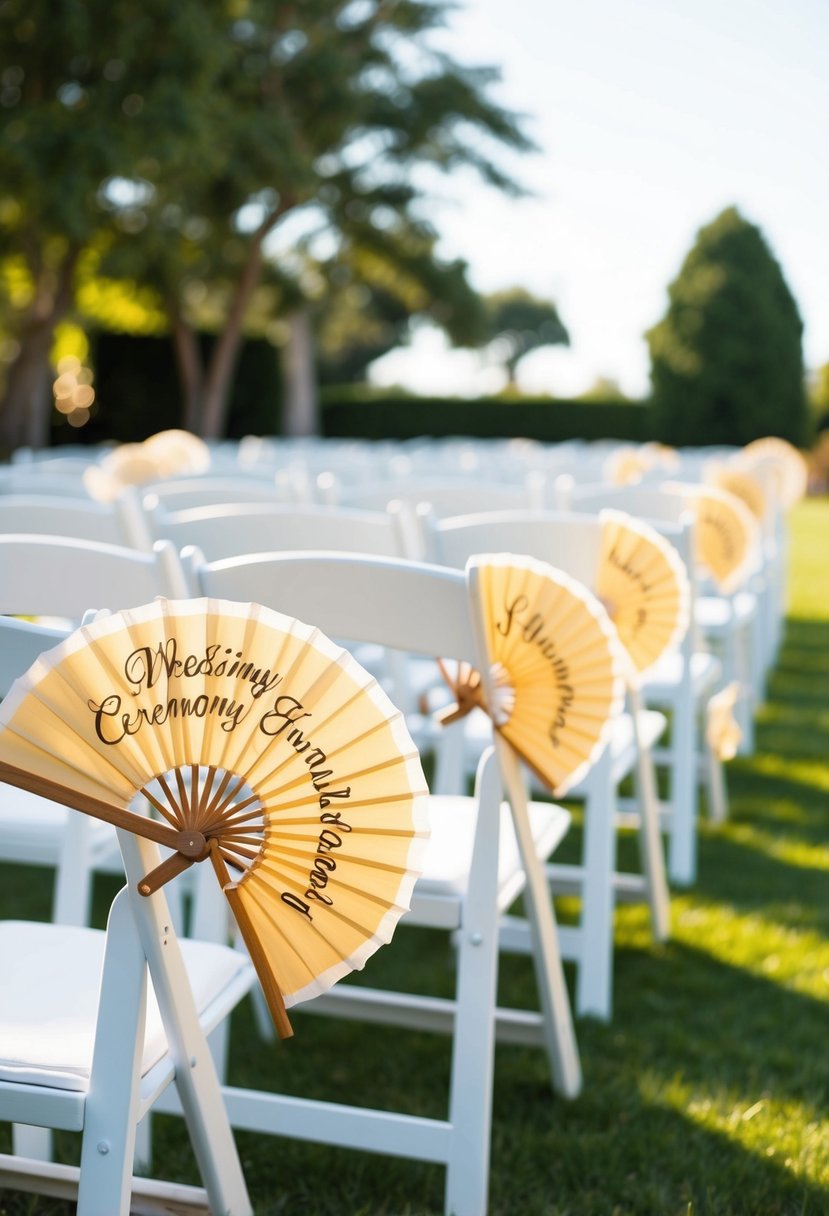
[646,206,808,447]
[0,0,220,450]
[1,2,534,445]
[93,1,535,438]
[483,288,568,387]
[315,222,488,385]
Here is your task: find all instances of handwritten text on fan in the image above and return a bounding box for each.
[496,594,575,746]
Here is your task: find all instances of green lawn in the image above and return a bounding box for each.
[1,502,828,1215]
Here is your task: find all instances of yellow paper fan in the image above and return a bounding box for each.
[0,598,429,1037]
[740,436,808,508]
[707,465,767,521]
[467,555,626,796]
[665,481,760,593]
[595,509,691,682]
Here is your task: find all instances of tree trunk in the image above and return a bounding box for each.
[281,309,319,437]
[0,325,56,453]
[170,309,205,434]
[199,229,268,440]
[0,247,78,454]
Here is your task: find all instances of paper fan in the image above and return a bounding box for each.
[595,509,691,682]
[465,555,626,796]
[604,446,648,486]
[706,465,767,521]
[665,481,760,593]
[0,598,429,1038]
[142,428,210,478]
[740,436,808,508]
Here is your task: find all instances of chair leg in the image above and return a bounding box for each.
[574,750,616,1020]
[77,889,148,1216]
[444,749,501,1216]
[666,690,697,887]
[120,834,252,1216]
[629,691,670,941]
[705,742,729,825]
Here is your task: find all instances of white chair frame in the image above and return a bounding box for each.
[419,507,672,1017]
[0,829,255,1215]
[180,548,582,1216]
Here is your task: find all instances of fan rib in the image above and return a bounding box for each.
[140,784,184,831]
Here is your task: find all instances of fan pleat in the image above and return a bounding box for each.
[0,597,429,1020]
[473,556,625,795]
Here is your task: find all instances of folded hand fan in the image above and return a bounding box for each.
[665,481,760,593]
[706,681,742,761]
[706,465,767,521]
[594,509,691,683]
[0,598,429,1039]
[739,436,808,508]
[462,555,626,796]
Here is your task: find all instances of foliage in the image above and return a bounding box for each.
[807,362,829,438]
[483,287,569,384]
[646,206,809,447]
[319,386,651,442]
[1,1,534,445]
[0,0,220,449]
[87,0,536,436]
[61,331,282,447]
[0,500,827,1214]
[315,224,487,385]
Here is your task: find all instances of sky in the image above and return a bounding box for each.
[370,0,829,399]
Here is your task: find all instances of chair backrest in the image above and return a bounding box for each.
[422,507,604,590]
[556,478,691,522]
[152,502,408,562]
[183,549,477,663]
[0,616,71,697]
[140,471,308,515]
[0,535,188,618]
[422,505,699,663]
[0,487,152,551]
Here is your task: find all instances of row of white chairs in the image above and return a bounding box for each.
[0,537,593,1215]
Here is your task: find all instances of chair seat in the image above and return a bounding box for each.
[641,650,722,700]
[412,796,570,912]
[696,590,757,633]
[0,789,118,868]
[567,709,667,794]
[0,920,251,1093]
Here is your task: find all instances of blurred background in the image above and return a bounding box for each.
[1,0,827,469]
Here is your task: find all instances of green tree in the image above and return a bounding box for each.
[0,0,219,450]
[95,1,534,438]
[1,1,533,445]
[483,287,568,387]
[646,206,808,447]
[315,221,487,385]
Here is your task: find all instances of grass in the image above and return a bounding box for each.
[1,501,828,1214]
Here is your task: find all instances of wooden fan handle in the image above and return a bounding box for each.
[0,759,184,850]
[137,850,196,896]
[209,842,294,1040]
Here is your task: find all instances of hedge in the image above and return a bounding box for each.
[52,332,283,446]
[319,388,653,444]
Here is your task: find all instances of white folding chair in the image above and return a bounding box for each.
[0,488,152,551]
[558,477,758,754]
[147,500,409,562]
[318,476,546,558]
[419,507,672,1018]
[0,829,256,1215]
[140,472,307,516]
[0,535,189,926]
[181,549,583,1216]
